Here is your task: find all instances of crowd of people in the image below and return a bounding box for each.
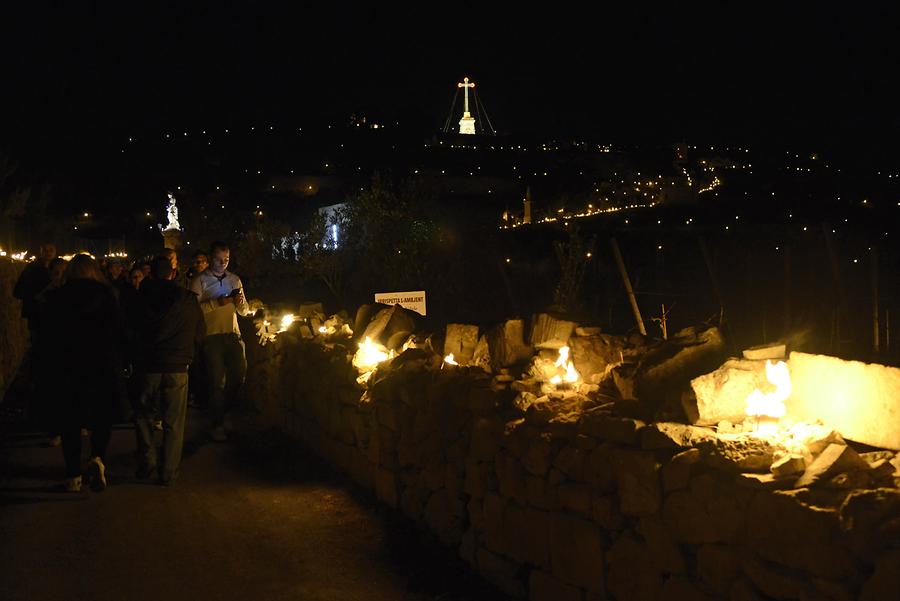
[12,241,250,492]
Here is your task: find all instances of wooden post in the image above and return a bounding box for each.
[821,224,844,353]
[886,308,891,354]
[610,238,647,336]
[784,245,792,334]
[871,247,880,354]
[698,237,725,322]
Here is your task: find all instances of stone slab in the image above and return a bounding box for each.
[788,352,900,450]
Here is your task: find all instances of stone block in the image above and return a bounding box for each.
[584,443,616,491]
[482,492,506,552]
[685,358,767,425]
[459,528,477,566]
[362,304,417,348]
[526,475,560,511]
[523,437,554,477]
[590,495,624,531]
[529,313,577,349]
[569,333,625,381]
[660,576,711,601]
[558,482,592,516]
[469,417,502,463]
[496,452,528,505]
[476,548,526,598]
[553,445,586,481]
[696,544,742,595]
[770,454,807,478]
[637,326,727,406]
[742,343,786,360]
[464,461,495,499]
[860,550,900,601]
[640,422,716,450]
[578,411,644,444]
[746,489,858,579]
[613,449,660,516]
[788,352,900,450]
[606,532,661,601]
[400,482,427,522]
[424,489,465,545]
[742,555,814,601]
[349,448,375,490]
[502,503,551,568]
[839,488,900,559]
[663,473,748,544]
[444,323,479,365]
[487,319,534,370]
[795,443,869,488]
[662,448,701,493]
[699,433,781,473]
[528,570,583,601]
[637,516,685,574]
[549,513,605,594]
[374,467,398,509]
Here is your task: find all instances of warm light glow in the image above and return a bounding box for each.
[278,314,295,332]
[352,337,395,371]
[550,346,581,386]
[443,353,459,366]
[565,361,580,383]
[745,360,792,423]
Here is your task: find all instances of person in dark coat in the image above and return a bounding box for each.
[13,243,57,333]
[132,256,206,485]
[42,254,129,492]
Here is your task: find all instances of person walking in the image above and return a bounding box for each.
[13,243,57,334]
[190,241,249,442]
[41,254,128,492]
[132,256,205,485]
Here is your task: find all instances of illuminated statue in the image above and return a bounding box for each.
[458,77,476,135]
[160,193,181,232]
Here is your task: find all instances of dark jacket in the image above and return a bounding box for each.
[135,278,206,373]
[41,278,129,421]
[13,261,50,320]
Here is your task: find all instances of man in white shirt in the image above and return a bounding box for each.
[190,241,250,442]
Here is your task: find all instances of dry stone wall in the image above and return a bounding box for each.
[0,259,28,401]
[245,333,900,601]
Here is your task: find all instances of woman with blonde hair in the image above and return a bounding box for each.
[43,254,129,491]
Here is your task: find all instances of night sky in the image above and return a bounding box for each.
[2,3,898,171]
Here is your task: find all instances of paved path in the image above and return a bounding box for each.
[0,413,504,601]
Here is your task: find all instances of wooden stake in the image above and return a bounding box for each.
[821,224,844,353]
[871,247,880,354]
[783,245,792,334]
[610,238,647,336]
[698,237,725,322]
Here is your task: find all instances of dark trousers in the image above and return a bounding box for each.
[133,372,189,480]
[202,334,246,427]
[61,422,111,478]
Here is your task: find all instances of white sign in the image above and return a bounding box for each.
[375,290,427,316]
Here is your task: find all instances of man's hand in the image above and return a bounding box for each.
[234,290,245,306]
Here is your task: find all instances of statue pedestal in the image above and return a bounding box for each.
[162,229,182,251]
[459,113,476,135]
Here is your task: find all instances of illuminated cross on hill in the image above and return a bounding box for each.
[457,76,476,135]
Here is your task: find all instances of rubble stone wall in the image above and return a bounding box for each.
[0,259,28,400]
[245,334,900,601]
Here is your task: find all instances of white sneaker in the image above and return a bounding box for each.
[65,476,82,492]
[86,457,107,492]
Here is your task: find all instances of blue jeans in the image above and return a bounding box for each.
[133,372,189,481]
[202,334,246,427]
